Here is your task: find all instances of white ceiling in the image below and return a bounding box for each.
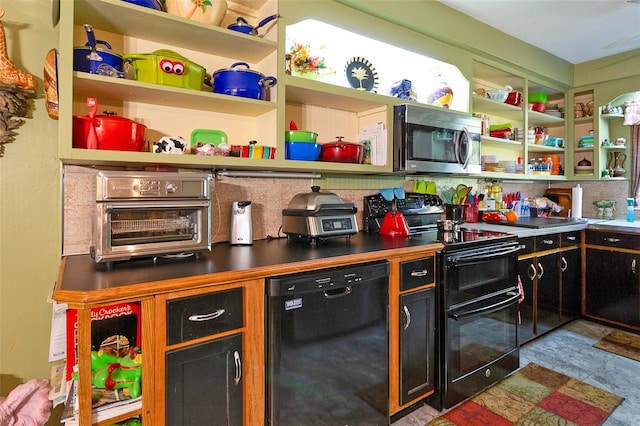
[437,0,640,64]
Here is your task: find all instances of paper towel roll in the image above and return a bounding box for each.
[571,185,583,218]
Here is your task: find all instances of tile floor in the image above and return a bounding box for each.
[392,319,639,425]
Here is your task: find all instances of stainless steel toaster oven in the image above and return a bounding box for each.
[90,170,212,263]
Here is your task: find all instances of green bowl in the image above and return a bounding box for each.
[528,92,548,103]
[285,130,318,143]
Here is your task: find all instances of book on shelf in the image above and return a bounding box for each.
[61,380,143,425]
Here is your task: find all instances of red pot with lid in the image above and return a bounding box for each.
[73,111,147,151]
[320,137,363,163]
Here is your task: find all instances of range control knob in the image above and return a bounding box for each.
[166,182,178,193]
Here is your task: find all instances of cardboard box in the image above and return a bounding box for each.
[65,302,141,381]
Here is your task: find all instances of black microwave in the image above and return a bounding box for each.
[393,104,482,174]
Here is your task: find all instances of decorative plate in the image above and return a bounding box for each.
[344,57,378,92]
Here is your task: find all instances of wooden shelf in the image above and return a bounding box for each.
[575,147,595,152]
[74,73,277,117]
[480,136,522,150]
[600,113,624,120]
[528,110,565,126]
[470,171,567,181]
[528,144,565,154]
[285,75,394,113]
[73,0,276,62]
[472,95,523,122]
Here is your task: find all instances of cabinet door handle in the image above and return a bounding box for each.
[188,309,225,322]
[233,350,242,385]
[561,256,568,272]
[633,259,637,275]
[527,263,536,281]
[542,239,554,245]
[537,262,544,279]
[604,237,621,243]
[565,236,576,241]
[410,269,429,277]
[403,305,411,330]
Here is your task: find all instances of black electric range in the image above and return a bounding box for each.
[364,193,517,250]
[414,228,518,251]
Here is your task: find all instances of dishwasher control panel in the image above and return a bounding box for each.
[267,261,390,296]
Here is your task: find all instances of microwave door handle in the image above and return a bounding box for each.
[449,292,520,320]
[461,127,473,169]
[449,244,525,266]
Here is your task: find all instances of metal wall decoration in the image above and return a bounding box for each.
[344,56,378,92]
[0,9,36,157]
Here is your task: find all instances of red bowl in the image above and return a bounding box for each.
[505,91,522,106]
[531,102,547,113]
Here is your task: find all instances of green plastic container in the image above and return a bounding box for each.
[528,92,548,103]
[123,49,206,90]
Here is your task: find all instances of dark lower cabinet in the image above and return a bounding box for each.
[535,252,561,336]
[586,248,640,327]
[518,233,581,344]
[517,257,535,343]
[166,333,243,426]
[561,248,581,322]
[399,287,435,406]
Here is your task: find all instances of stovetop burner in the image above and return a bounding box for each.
[416,228,517,250]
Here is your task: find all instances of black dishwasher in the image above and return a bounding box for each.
[266,261,390,425]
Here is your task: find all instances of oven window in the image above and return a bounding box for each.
[447,300,518,379]
[109,208,200,246]
[445,254,518,307]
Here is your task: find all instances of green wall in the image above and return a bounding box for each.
[0,0,61,395]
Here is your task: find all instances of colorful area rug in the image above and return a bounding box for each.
[426,363,623,426]
[593,329,640,362]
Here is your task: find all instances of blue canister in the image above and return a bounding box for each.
[627,198,635,222]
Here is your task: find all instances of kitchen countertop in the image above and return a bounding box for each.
[585,219,640,234]
[55,217,640,306]
[54,232,444,304]
[462,217,589,237]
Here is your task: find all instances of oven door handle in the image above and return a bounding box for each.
[448,244,525,266]
[104,200,211,211]
[449,292,520,321]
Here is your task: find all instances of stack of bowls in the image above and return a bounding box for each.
[529,92,548,113]
[285,130,321,161]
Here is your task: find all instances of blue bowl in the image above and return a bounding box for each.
[285,141,321,161]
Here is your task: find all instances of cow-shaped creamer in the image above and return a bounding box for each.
[153,136,187,154]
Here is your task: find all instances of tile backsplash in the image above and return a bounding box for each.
[62,165,630,255]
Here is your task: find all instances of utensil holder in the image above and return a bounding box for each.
[463,204,479,223]
[444,204,465,222]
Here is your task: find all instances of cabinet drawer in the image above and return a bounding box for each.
[561,231,581,247]
[586,230,640,250]
[536,234,560,251]
[400,257,435,291]
[518,237,535,255]
[167,288,243,345]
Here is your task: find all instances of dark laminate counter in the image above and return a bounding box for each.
[54,232,444,305]
[587,223,640,234]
